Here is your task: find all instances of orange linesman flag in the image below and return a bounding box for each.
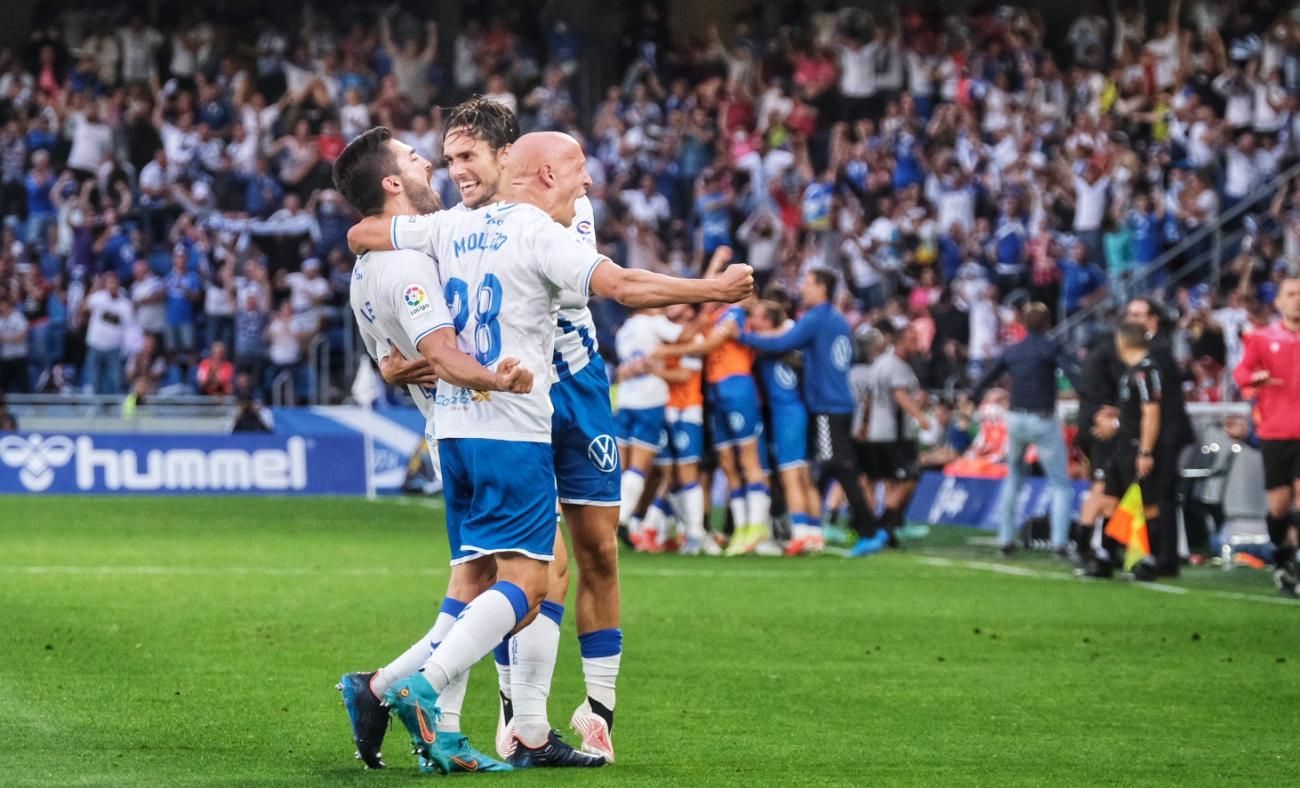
[1104,483,1150,571]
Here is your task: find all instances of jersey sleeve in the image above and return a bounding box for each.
[390,213,443,258]
[1133,363,1163,404]
[570,197,597,250]
[388,256,454,348]
[531,218,606,296]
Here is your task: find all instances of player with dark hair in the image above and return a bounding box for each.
[1232,277,1300,597]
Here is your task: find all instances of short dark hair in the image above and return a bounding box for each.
[1022,302,1052,334]
[1116,321,1149,351]
[808,267,838,300]
[444,96,520,153]
[757,299,787,327]
[333,127,399,216]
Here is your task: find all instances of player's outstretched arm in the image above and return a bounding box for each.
[416,327,533,393]
[348,216,397,254]
[589,258,754,308]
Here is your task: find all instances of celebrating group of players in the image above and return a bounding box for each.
[609,259,931,560]
[332,98,752,773]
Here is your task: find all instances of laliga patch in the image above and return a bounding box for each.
[404,283,431,318]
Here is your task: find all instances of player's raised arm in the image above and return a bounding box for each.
[588,258,754,308]
[348,213,443,256]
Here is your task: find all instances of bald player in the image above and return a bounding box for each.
[347,130,754,763]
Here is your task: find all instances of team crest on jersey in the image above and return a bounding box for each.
[587,434,618,473]
[404,284,430,317]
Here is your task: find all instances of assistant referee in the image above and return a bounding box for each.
[1232,277,1300,597]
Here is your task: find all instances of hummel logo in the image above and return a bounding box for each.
[0,434,75,492]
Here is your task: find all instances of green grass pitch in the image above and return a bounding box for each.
[1,495,1297,787]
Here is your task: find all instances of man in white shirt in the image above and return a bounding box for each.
[81,271,135,394]
[0,296,29,393]
[619,174,670,232]
[67,104,113,176]
[1073,162,1111,266]
[130,259,166,341]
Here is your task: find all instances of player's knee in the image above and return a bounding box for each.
[578,538,619,588]
[548,552,571,601]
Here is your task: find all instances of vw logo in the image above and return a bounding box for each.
[831,335,853,371]
[728,412,745,434]
[674,429,690,451]
[0,434,75,492]
[774,362,798,390]
[586,434,619,473]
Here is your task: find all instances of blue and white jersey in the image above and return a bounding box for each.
[755,321,804,411]
[391,203,604,443]
[553,196,602,381]
[349,248,456,427]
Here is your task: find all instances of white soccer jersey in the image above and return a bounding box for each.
[349,248,455,427]
[553,196,601,380]
[392,202,604,442]
[614,313,683,409]
[450,197,601,381]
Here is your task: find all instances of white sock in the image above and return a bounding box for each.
[436,671,469,733]
[419,582,528,693]
[618,469,646,525]
[578,628,622,717]
[510,601,562,745]
[728,492,747,534]
[642,497,667,536]
[679,482,706,539]
[746,483,771,530]
[371,599,464,697]
[494,640,512,699]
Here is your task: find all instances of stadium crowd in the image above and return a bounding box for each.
[2,2,1300,574]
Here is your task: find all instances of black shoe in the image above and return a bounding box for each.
[337,672,389,769]
[1074,557,1114,579]
[1132,562,1159,583]
[507,730,606,768]
[999,543,1019,558]
[1274,567,1298,598]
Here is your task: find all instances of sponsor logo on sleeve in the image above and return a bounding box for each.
[404,284,431,318]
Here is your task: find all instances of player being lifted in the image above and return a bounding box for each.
[339,126,752,771]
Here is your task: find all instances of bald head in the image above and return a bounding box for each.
[505,132,591,226]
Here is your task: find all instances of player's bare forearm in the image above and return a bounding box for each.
[416,329,506,391]
[590,260,753,307]
[347,216,394,254]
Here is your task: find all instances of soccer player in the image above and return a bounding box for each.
[653,304,715,555]
[349,130,752,766]
[747,299,823,555]
[854,321,928,554]
[335,127,529,773]
[613,306,683,541]
[737,269,886,557]
[1231,277,1300,597]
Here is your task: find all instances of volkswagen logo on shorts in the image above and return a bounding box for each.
[587,434,618,473]
[674,430,690,451]
[0,434,75,492]
[728,411,745,434]
[831,335,853,370]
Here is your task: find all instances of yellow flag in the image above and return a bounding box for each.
[1104,484,1150,571]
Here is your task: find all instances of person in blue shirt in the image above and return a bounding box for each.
[164,247,203,363]
[748,299,824,555]
[694,172,733,259]
[993,197,1027,295]
[1058,240,1107,317]
[735,268,884,557]
[1126,190,1163,287]
[23,150,57,245]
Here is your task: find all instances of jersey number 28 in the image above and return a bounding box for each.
[445,274,503,366]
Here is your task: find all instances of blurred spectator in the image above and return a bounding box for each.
[196,340,234,396]
[266,300,305,403]
[0,292,29,393]
[80,271,133,395]
[163,247,202,360]
[130,258,166,345]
